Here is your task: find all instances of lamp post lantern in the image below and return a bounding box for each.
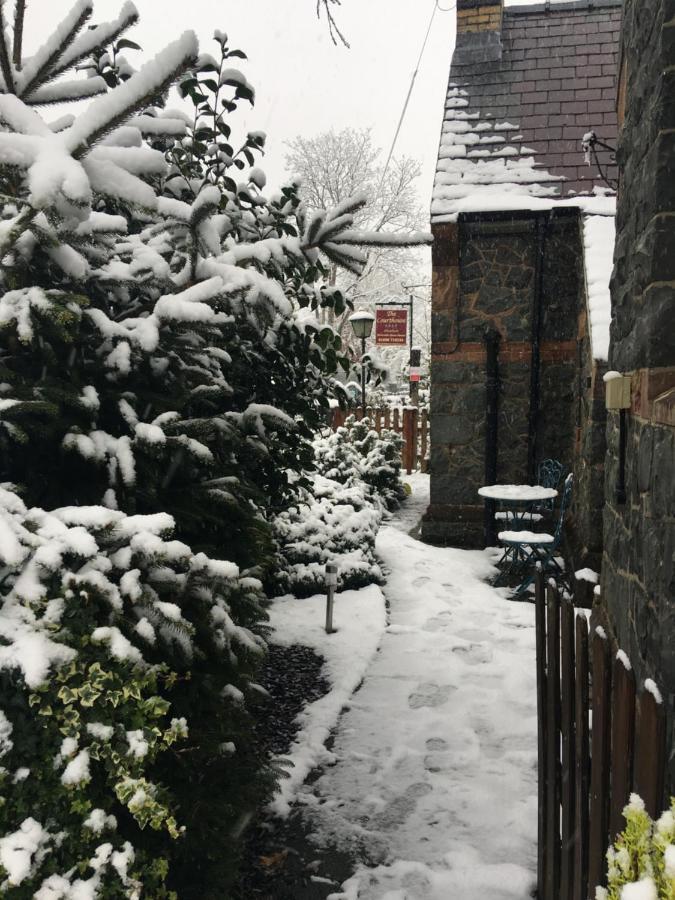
[349,310,375,418]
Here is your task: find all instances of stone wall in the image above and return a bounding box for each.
[423,209,606,555]
[599,0,675,798]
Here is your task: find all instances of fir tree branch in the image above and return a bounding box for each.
[0,1,16,93]
[48,2,140,85]
[0,204,35,257]
[12,0,25,69]
[23,77,107,105]
[68,32,198,159]
[19,1,93,98]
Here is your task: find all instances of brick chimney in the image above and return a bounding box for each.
[454,0,504,64]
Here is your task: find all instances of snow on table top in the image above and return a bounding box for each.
[478,484,557,501]
[582,213,615,362]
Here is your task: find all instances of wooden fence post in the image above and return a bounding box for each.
[393,408,400,432]
[560,597,576,900]
[402,407,418,475]
[420,409,429,471]
[545,582,561,899]
[634,684,666,819]
[573,614,590,900]
[535,570,548,898]
[331,408,346,430]
[609,653,636,841]
[374,408,382,432]
[384,408,391,429]
[588,626,611,895]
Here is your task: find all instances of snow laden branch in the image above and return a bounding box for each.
[0,32,197,258]
[0,1,139,104]
[300,193,432,275]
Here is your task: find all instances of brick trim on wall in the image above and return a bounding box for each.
[631,366,675,426]
[432,340,578,364]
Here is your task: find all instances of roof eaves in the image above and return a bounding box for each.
[504,0,622,14]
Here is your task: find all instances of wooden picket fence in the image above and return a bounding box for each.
[536,572,667,900]
[330,406,429,475]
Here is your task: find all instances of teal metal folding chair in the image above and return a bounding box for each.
[535,458,565,513]
[496,473,573,596]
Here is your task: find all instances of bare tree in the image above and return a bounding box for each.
[285,127,427,364]
[316,0,349,47]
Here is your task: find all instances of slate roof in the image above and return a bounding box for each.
[431,0,622,223]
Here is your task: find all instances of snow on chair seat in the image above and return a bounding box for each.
[498,530,555,545]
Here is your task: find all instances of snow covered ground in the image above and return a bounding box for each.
[267,583,387,817]
[268,474,539,899]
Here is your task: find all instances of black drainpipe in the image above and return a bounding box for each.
[527,214,549,483]
[616,409,627,504]
[484,327,501,547]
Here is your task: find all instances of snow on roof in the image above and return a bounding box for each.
[432,3,621,223]
[582,214,615,362]
[432,85,565,223]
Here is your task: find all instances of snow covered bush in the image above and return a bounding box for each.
[596,794,675,900]
[271,417,404,597]
[0,3,429,893]
[0,483,268,896]
[315,415,406,511]
[271,474,383,597]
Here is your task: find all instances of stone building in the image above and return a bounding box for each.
[598,0,675,796]
[422,0,622,571]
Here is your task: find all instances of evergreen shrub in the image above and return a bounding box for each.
[596,794,675,900]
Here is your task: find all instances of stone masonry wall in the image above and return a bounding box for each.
[599,0,675,797]
[424,209,605,554]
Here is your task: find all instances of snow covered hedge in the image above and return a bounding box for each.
[315,415,406,512]
[0,3,429,894]
[0,484,268,896]
[271,474,383,597]
[271,417,406,596]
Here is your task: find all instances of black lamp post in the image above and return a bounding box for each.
[349,310,375,417]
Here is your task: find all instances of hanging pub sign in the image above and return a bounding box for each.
[375,308,408,346]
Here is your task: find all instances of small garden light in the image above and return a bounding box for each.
[349,310,375,417]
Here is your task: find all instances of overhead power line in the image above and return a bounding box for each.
[379,0,456,189]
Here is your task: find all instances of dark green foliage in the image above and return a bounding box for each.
[315,415,406,511]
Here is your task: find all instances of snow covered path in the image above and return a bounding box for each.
[301,475,539,899]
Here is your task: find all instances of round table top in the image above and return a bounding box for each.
[478,484,558,502]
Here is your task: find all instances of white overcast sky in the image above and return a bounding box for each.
[30,0,458,214]
[30,0,577,215]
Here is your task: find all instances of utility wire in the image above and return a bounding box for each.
[378,0,456,191]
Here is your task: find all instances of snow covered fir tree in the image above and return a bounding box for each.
[0,2,431,896]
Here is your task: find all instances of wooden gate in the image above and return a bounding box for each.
[535,572,667,900]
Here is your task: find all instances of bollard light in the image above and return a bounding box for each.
[325,563,338,634]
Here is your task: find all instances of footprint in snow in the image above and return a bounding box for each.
[412,575,431,588]
[452,643,493,665]
[371,782,432,830]
[422,614,454,632]
[455,627,494,642]
[408,682,455,709]
[426,737,449,751]
[424,753,447,773]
